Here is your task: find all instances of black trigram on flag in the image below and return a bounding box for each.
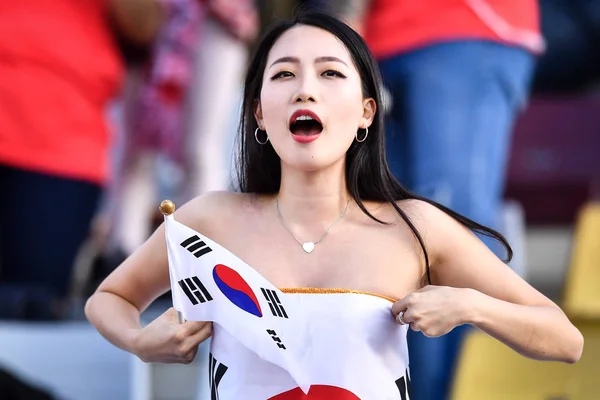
[396,368,412,400]
[209,353,228,400]
[261,288,288,319]
[267,329,286,350]
[180,235,212,258]
[178,276,213,305]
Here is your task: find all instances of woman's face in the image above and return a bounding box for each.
[255,24,375,172]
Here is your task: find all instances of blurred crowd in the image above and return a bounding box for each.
[0,0,599,399]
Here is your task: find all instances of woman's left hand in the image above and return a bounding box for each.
[391,285,476,337]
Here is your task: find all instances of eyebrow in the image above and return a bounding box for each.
[268,56,348,69]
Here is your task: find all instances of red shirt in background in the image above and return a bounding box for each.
[364,0,543,60]
[0,0,124,184]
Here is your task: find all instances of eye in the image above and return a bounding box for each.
[271,71,294,80]
[322,70,346,78]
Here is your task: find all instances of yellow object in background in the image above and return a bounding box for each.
[451,323,600,400]
[563,202,600,320]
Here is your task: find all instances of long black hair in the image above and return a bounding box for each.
[235,10,512,284]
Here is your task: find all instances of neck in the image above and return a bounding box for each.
[276,162,351,234]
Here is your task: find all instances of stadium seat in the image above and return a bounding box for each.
[450,322,600,400]
[570,322,600,399]
[505,96,600,225]
[563,202,600,320]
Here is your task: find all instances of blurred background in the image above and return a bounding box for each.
[0,0,598,399]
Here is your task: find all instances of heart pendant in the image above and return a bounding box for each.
[302,242,315,253]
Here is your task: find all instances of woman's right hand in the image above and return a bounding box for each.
[133,307,212,364]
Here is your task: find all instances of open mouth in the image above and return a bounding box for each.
[289,111,323,137]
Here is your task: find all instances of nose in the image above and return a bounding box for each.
[295,92,315,103]
[293,74,317,103]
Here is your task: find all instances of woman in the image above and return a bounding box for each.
[85,10,583,399]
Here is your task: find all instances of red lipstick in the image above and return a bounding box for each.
[289,110,323,144]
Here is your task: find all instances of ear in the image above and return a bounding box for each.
[254,99,264,129]
[361,97,376,129]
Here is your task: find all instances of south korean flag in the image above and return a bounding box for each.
[163,210,311,393]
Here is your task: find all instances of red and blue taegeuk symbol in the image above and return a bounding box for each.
[269,385,360,399]
[212,264,263,317]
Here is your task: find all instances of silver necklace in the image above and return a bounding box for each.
[275,197,350,253]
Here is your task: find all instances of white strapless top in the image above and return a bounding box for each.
[208,289,412,400]
[163,215,412,399]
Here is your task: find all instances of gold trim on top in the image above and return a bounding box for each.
[280,287,397,303]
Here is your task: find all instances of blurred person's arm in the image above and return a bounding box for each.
[328,0,372,36]
[108,0,165,45]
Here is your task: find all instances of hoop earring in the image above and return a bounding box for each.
[255,127,269,145]
[356,127,368,143]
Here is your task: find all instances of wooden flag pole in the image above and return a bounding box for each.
[159,200,184,324]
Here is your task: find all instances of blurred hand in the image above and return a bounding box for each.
[133,307,212,364]
[391,286,473,337]
[229,9,259,44]
[207,0,258,43]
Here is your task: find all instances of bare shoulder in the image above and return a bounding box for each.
[355,198,451,230]
[357,198,463,236]
[396,199,453,222]
[174,191,264,234]
[393,199,475,259]
[395,198,464,230]
[176,190,248,215]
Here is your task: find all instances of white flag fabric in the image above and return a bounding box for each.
[164,214,411,399]
[208,292,412,399]
[163,214,311,392]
